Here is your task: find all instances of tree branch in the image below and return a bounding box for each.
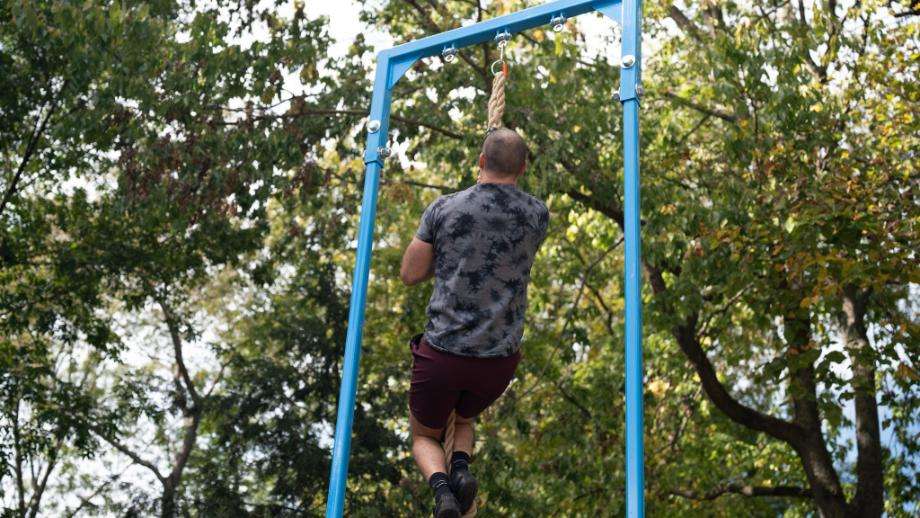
[156,298,204,514]
[300,108,465,140]
[670,301,804,445]
[64,468,129,518]
[91,427,165,483]
[403,0,490,87]
[670,483,812,500]
[565,189,803,445]
[159,301,202,407]
[12,399,27,516]
[659,91,739,123]
[165,413,202,490]
[26,438,61,518]
[0,80,66,217]
[224,107,466,141]
[668,5,704,42]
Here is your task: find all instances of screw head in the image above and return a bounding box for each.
[613,92,621,102]
[441,46,458,63]
[621,54,636,68]
[636,85,644,97]
[367,120,381,133]
[551,14,566,32]
[377,146,391,158]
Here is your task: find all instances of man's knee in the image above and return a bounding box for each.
[455,414,476,425]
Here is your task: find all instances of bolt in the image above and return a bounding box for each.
[377,146,391,158]
[636,85,644,97]
[367,119,381,133]
[613,93,620,102]
[621,54,636,68]
[441,46,457,63]
[551,14,566,32]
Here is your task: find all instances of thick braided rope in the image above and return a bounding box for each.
[442,412,477,517]
[438,64,506,518]
[487,68,506,130]
[443,411,456,471]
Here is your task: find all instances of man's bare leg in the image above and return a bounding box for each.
[410,413,461,516]
[452,414,475,456]
[410,413,447,478]
[447,414,478,513]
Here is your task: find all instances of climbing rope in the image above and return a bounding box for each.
[487,35,509,131]
[487,64,507,131]
[443,411,457,470]
[439,36,511,518]
[442,411,477,517]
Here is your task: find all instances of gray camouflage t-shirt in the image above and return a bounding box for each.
[416,183,549,358]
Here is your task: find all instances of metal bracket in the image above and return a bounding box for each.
[550,13,566,32]
[595,0,621,25]
[363,144,390,166]
[388,56,419,88]
[441,45,458,63]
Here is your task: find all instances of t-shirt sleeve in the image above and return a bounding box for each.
[416,199,440,243]
[537,204,550,242]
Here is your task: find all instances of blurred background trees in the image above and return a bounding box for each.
[1,0,916,516]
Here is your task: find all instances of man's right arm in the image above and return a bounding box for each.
[401,199,440,286]
[400,237,434,286]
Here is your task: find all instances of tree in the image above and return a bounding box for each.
[0,1,373,515]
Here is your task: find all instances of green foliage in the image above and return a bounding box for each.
[0,0,917,516]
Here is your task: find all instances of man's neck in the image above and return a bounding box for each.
[478,170,518,185]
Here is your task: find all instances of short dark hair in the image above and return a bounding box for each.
[482,128,528,177]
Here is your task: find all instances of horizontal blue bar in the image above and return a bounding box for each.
[385,0,620,60]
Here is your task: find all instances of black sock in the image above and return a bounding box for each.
[428,472,452,499]
[450,451,471,472]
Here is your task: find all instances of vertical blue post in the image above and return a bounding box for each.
[325,52,394,518]
[619,0,644,516]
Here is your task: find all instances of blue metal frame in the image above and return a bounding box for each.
[325,0,643,516]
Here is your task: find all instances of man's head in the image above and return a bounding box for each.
[478,128,528,180]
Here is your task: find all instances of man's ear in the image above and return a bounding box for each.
[517,160,527,178]
[478,153,486,170]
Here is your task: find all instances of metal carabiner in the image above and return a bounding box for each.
[490,36,511,76]
[490,59,511,76]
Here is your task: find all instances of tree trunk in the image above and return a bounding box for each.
[161,481,178,518]
[840,286,884,517]
[783,310,849,518]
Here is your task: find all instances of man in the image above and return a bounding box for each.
[400,128,549,517]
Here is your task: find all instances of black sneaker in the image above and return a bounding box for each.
[449,468,478,514]
[434,490,461,518]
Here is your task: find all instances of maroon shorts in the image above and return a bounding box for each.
[409,335,521,430]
